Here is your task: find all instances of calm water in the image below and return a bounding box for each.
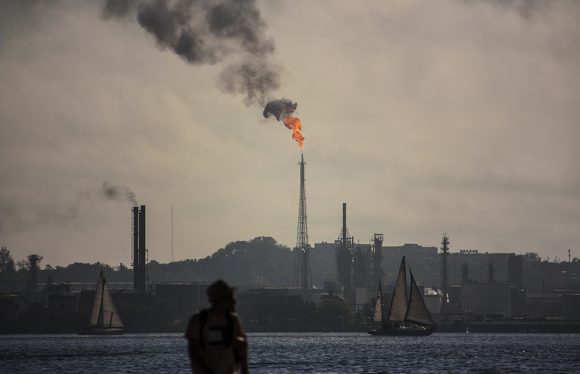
[1,333,579,373]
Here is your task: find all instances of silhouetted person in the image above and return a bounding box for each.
[185,280,248,374]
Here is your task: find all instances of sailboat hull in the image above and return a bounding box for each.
[79,328,124,336]
[368,326,435,337]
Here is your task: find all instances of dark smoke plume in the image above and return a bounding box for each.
[102,0,138,19]
[103,0,137,19]
[263,98,297,121]
[0,196,21,233]
[102,0,280,105]
[0,182,138,233]
[100,182,138,206]
[219,59,281,106]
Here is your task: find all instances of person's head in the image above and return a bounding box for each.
[207,279,236,312]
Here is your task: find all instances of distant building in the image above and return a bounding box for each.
[423,287,442,318]
[525,293,563,318]
[236,288,310,332]
[154,283,207,313]
[562,294,580,320]
[460,283,517,318]
[382,244,439,287]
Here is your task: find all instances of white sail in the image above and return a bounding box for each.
[89,274,104,327]
[90,272,124,329]
[368,257,435,336]
[388,257,408,322]
[373,283,383,322]
[405,271,434,327]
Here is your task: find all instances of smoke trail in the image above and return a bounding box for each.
[0,197,19,233]
[102,0,280,106]
[100,182,138,206]
[0,181,138,233]
[0,192,82,233]
[102,0,138,19]
[219,58,281,106]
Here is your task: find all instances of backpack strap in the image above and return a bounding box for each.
[224,312,235,345]
[198,309,209,350]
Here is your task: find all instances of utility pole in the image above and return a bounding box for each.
[440,233,450,320]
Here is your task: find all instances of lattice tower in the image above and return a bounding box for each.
[292,153,312,289]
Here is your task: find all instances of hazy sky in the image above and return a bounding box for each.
[1,0,579,266]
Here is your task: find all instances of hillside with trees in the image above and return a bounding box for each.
[0,237,295,288]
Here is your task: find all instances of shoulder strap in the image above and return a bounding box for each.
[199,309,209,349]
[225,312,235,344]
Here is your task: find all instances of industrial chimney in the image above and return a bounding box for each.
[336,203,353,301]
[132,206,139,290]
[132,205,147,294]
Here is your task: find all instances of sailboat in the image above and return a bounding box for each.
[80,271,124,335]
[368,256,435,336]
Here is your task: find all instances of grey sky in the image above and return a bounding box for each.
[1,0,579,266]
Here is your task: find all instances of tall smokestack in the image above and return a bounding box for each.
[336,203,353,301]
[138,205,146,294]
[132,205,147,294]
[132,206,139,290]
[372,233,384,287]
[342,203,347,246]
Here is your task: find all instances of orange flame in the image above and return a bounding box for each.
[283,115,304,148]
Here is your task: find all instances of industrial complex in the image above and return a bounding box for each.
[1,154,579,333]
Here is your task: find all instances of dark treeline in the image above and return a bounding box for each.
[0,238,379,333]
[0,237,294,287]
[2,238,579,292]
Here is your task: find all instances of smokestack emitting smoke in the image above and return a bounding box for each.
[263,99,304,148]
[100,182,138,206]
[102,0,280,106]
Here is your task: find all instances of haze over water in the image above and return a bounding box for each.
[1,333,579,373]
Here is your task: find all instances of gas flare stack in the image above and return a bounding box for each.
[132,205,147,294]
[292,153,312,289]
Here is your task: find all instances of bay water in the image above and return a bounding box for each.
[1,332,579,373]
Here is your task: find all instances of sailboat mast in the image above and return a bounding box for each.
[98,273,105,328]
[404,272,412,324]
[380,283,388,329]
[373,282,385,325]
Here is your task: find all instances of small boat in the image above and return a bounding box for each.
[80,271,124,335]
[368,256,435,336]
